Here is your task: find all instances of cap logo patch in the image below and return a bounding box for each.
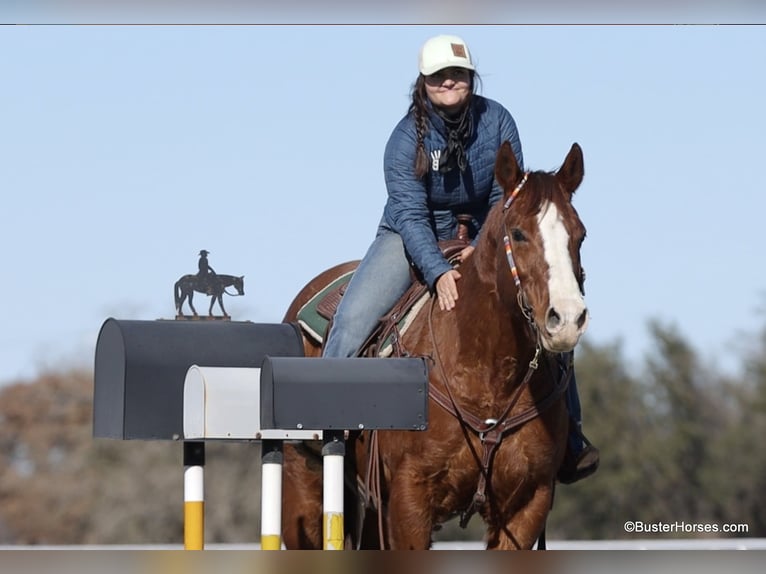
[450,43,467,58]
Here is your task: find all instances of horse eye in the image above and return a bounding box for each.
[511,228,526,242]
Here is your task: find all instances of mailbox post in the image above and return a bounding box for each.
[93,318,430,551]
[93,318,306,549]
[182,357,429,550]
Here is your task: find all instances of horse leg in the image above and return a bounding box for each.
[385,460,433,549]
[175,283,183,316]
[218,295,229,318]
[188,293,198,317]
[486,482,554,550]
[282,442,324,549]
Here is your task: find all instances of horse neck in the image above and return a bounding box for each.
[434,255,539,396]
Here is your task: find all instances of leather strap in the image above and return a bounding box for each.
[426,295,572,527]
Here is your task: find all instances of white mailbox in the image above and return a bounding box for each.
[183,365,322,441]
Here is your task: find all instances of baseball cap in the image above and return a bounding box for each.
[418,35,475,76]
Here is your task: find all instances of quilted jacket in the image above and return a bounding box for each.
[381,95,524,288]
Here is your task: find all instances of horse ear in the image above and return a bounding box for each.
[556,143,584,195]
[494,140,523,194]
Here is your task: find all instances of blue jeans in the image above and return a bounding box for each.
[566,370,582,425]
[563,354,585,454]
[323,226,414,358]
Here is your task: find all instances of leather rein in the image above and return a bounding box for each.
[427,172,572,528]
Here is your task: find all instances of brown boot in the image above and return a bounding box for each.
[557,426,600,484]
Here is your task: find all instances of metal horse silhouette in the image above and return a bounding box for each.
[174,250,244,318]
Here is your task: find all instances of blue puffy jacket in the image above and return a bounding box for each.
[381,95,524,288]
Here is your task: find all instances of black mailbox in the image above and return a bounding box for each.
[260,356,429,431]
[93,318,305,440]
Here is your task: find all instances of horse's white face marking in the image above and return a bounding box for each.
[537,201,588,351]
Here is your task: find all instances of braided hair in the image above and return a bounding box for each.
[408,71,479,179]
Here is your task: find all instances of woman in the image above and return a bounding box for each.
[324,34,598,483]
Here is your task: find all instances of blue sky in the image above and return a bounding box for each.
[1,23,765,384]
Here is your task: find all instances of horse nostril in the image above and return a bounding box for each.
[577,308,588,330]
[546,307,561,331]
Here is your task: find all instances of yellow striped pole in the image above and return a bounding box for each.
[322,431,345,550]
[260,440,283,550]
[183,442,205,550]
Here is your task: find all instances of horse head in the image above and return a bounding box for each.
[488,141,588,353]
[234,275,245,296]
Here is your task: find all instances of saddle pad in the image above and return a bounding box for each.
[377,290,430,357]
[296,270,430,354]
[296,271,354,343]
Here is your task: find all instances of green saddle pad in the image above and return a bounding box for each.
[296,271,430,356]
[296,270,354,344]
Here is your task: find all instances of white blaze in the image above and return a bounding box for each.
[537,201,588,346]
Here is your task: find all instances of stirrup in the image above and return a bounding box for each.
[557,425,600,485]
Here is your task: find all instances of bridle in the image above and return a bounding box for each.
[427,171,571,529]
[223,278,244,297]
[501,172,536,324]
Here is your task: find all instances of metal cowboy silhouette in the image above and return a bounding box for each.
[175,250,244,318]
[197,249,217,294]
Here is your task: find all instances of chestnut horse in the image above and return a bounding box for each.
[280,142,589,549]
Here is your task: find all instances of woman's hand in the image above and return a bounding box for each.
[435,269,462,311]
[436,247,475,310]
[458,245,475,262]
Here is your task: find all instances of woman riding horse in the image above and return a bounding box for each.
[283,141,591,549]
[323,34,597,483]
[279,34,597,550]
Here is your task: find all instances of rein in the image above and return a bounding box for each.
[426,171,571,528]
[427,299,570,528]
[218,276,243,297]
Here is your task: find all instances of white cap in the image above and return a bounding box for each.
[418,35,475,76]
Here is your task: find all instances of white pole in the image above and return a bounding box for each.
[260,440,283,550]
[183,442,205,550]
[322,431,345,550]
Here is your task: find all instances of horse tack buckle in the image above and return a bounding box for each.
[479,418,499,443]
[529,346,541,370]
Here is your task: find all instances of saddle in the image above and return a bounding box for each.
[296,238,471,357]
